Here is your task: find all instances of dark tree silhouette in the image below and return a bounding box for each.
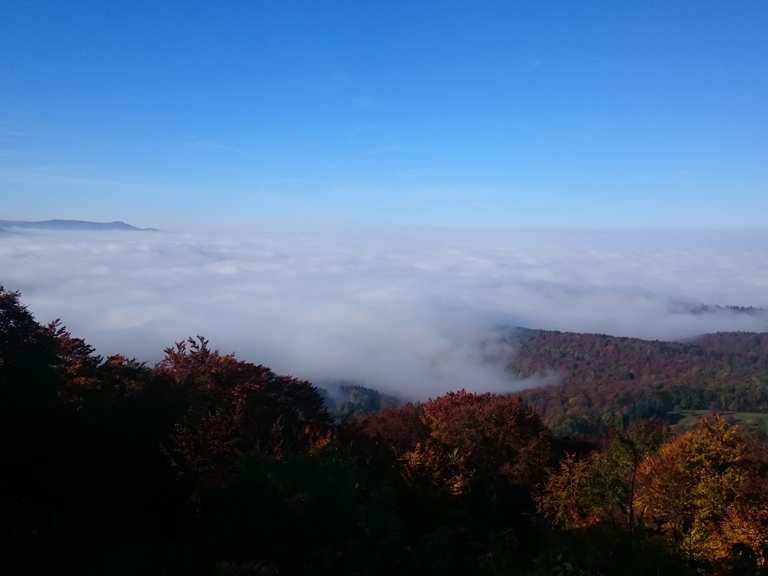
[2,287,767,575]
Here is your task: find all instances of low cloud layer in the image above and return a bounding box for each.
[2,227,767,398]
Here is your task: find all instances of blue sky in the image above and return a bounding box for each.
[1,0,766,228]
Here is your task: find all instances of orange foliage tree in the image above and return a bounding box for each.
[352,390,551,497]
[539,421,666,530]
[635,414,768,568]
[158,337,332,493]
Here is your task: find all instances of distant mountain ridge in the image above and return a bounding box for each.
[668,301,767,317]
[0,219,158,232]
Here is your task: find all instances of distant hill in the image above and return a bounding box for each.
[501,327,768,436]
[0,219,158,232]
[319,382,400,421]
[668,301,767,317]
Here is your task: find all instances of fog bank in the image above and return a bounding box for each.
[2,227,767,398]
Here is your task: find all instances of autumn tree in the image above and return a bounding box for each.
[407,391,552,496]
[633,415,768,570]
[158,337,332,493]
[540,420,667,531]
[0,288,172,573]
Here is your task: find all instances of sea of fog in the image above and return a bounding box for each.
[2,226,767,397]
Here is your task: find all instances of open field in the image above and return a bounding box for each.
[670,409,768,433]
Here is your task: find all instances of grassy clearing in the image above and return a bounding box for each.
[670,409,768,434]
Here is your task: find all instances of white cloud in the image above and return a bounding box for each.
[2,227,767,398]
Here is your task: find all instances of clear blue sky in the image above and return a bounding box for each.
[1,1,766,228]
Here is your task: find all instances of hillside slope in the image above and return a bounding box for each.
[503,328,768,435]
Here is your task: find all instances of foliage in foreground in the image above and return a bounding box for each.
[2,287,768,575]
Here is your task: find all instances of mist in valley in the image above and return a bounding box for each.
[2,225,766,398]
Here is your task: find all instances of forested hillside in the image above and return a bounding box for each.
[502,328,768,436]
[3,287,768,575]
